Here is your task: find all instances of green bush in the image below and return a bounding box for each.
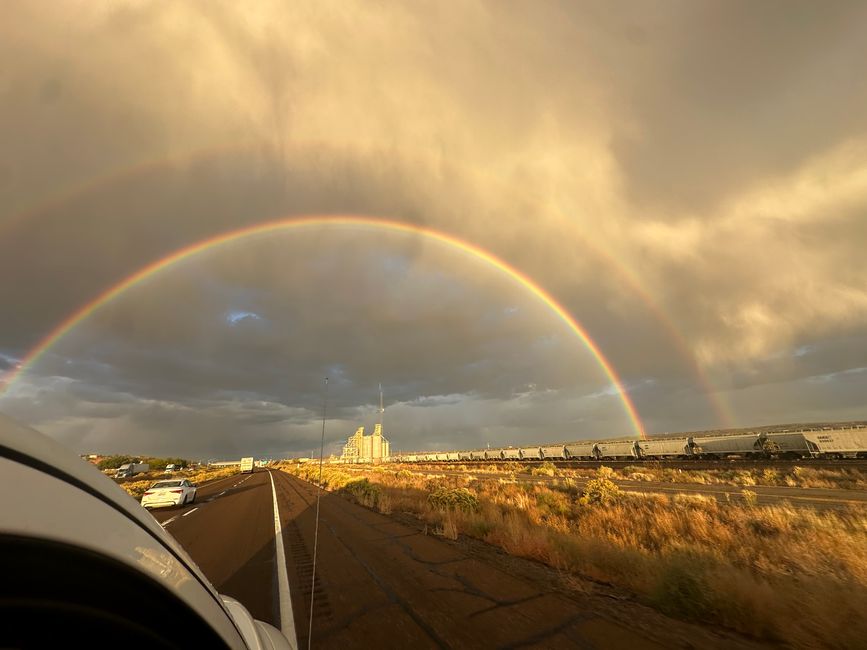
[529,462,557,477]
[578,466,621,505]
[427,487,480,512]
[98,455,135,470]
[342,478,381,507]
[535,489,571,518]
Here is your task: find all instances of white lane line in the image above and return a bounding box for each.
[160,516,179,527]
[270,470,297,649]
[182,507,199,517]
[219,491,226,496]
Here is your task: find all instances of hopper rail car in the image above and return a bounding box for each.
[356,426,867,466]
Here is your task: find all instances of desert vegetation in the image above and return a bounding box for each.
[117,466,237,500]
[390,461,867,490]
[97,454,190,471]
[281,462,867,649]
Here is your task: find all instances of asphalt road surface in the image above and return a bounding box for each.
[146,469,767,649]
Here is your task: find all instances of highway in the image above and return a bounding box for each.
[147,469,766,649]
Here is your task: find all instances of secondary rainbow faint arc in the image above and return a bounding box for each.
[0,139,732,427]
[3,215,647,440]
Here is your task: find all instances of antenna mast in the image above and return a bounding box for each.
[308,377,328,649]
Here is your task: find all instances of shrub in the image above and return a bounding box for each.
[578,466,621,505]
[733,471,757,486]
[98,455,135,470]
[761,468,779,484]
[741,489,758,507]
[427,487,480,512]
[528,461,557,477]
[342,478,381,508]
[535,488,571,518]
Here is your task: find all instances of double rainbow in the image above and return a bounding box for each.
[2,215,647,439]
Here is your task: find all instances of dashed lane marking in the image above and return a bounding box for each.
[182,507,199,517]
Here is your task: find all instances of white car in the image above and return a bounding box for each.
[0,413,294,649]
[142,479,197,509]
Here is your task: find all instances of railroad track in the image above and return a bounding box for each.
[387,458,867,471]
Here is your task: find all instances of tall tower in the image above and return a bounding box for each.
[372,384,385,460]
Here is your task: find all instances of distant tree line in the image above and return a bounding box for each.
[97,455,189,470]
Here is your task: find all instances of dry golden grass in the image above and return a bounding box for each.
[570,464,867,490]
[388,460,867,490]
[283,463,867,649]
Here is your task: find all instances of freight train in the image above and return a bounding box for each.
[392,426,867,463]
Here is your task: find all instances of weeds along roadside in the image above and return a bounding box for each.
[278,461,867,649]
[377,461,867,490]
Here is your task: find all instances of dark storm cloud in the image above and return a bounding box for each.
[607,1,867,213]
[1,1,866,454]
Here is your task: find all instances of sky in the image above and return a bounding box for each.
[1,1,866,459]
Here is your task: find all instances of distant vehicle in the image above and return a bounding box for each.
[240,457,255,474]
[141,480,197,509]
[0,414,293,649]
[164,463,178,473]
[115,462,150,478]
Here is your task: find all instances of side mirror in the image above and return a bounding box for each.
[221,595,295,649]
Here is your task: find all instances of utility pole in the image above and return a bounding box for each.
[379,383,385,426]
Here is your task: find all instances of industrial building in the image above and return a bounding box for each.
[341,385,391,462]
[341,424,390,462]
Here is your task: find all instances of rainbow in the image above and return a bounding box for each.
[0,139,733,427]
[2,215,647,439]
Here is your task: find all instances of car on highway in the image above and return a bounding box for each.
[0,413,295,649]
[142,479,197,509]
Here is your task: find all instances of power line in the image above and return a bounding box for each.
[308,376,328,649]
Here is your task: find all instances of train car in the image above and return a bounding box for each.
[802,428,867,458]
[595,441,639,460]
[761,432,811,458]
[564,442,598,460]
[445,452,461,461]
[421,453,437,462]
[501,448,521,460]
[691,433,761,458]
[485,449,504,461]
[457,451,472,461]
[519,447,543,460]
[403,454,419,463]
[540,445,567,460]
[434,452,448,461]
[469,450,487,461]
[636,438,692,459]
